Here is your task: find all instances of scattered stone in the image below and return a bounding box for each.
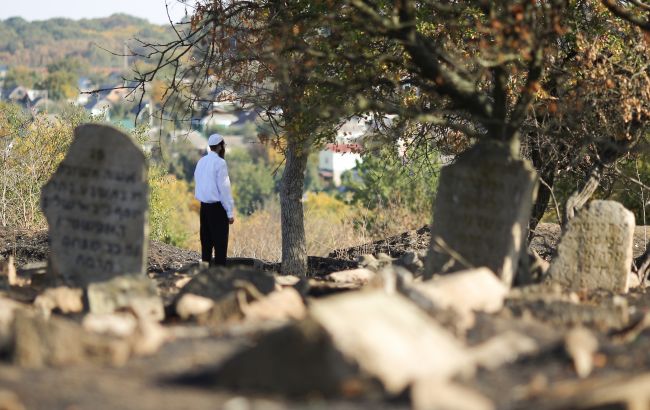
[308,291,473,394]
[425,142,537,286]
[376,253,394,263]
[40,123,148,286]
[174,276,192,289]
[0,297,23,354]
[326,268,375,286]
[175,266,276,325]
[130,315,167,356]
[357,254,379,270]
[87,275,164,322]
[33,287,83,318]
[565,327,598,378]
[274,275,309,296]
[178,265,275,301]
[469,331,539,371]
[83,312,138,338]
[199,291,473,396]
[184,319,368,396]
[82,312,167,356]
[306,280,361,297]
[0,256,17,286]
[410,268,508,329]
[547,200,635,293]
[411,380,495,410]
[175,294,215,321]
[506,296,629,331]
[527,373,650,410]
[12,310,131,367]
[274,275,301,287]
[241,288,306,322]
[397,251,424,275]
[0,390,25,410]
[329,225,430,261]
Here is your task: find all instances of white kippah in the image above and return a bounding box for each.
[208,133,224,146]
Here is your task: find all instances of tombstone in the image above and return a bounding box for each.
[547,200,634,293]
[425,143,538,286]
[41,124,148,286]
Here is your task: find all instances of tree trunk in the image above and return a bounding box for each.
[528,148,557,241]
[280,137,309,276]
[563,164,603,227]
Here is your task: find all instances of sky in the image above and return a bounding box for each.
[0,0,191,25]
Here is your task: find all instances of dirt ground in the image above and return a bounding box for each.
[1,225,650,410]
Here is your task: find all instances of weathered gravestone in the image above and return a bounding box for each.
[547,200,634,293]
[425,143,537,286]
[41,124,148,286]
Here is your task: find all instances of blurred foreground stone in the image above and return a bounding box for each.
[87,275,164,322]
[184,290,473,396]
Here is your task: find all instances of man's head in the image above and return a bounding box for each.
[208,133,225,158]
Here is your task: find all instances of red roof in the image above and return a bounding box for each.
[324,143,363,154]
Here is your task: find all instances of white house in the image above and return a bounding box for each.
[318,143,362,186]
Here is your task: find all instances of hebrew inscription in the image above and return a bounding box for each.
[425,143,538,287]
[41,124,148,285]
[548,200,634,293]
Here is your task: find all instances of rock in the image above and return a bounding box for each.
[0,256,17,286]
[175,293,215,321]
[33,287,83,318]
[40,123,148,286]
[526,249,550,284]
[526,373,650,410]
[426,142,538,287]
[410,268,508,329]
[174,276,192,289]
[398,251,424,274]
[357,254,379,271]
[178,265,275,301]
[326,268,375,285]
[197,291,473,396]
[0,297,23,354]
[183,319,367,396]
[469,330,539,371]
[83,312,138,338]
[308,291,473,394]
[130,315,167,356]
[175,265,276,325]
[547,200,635,293]
[506,296,629,331]
[82,312,167,356]
[241,288,306,322]
[12,310,131,367]
[274,275,301,287]
[565,327,598,378]
[367,265,414,295]
[411,380,495,410]
[0,390,25,410]
[87,275,164,321]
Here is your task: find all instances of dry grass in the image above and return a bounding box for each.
[224,197,430,262]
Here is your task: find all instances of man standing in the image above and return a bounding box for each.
[194,133,235,266]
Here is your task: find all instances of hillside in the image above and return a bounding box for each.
[0,14,175,70]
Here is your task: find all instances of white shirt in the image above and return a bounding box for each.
[194,151,235,218]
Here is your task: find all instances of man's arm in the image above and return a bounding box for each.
[216,161,235,223]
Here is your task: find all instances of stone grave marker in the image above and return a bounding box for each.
[547,200,634,293]
[41,124,148,286]
[425,143,537,286]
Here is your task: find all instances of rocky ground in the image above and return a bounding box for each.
[1,224,650,410]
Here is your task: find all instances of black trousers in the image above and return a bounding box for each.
[200,202,229,265]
